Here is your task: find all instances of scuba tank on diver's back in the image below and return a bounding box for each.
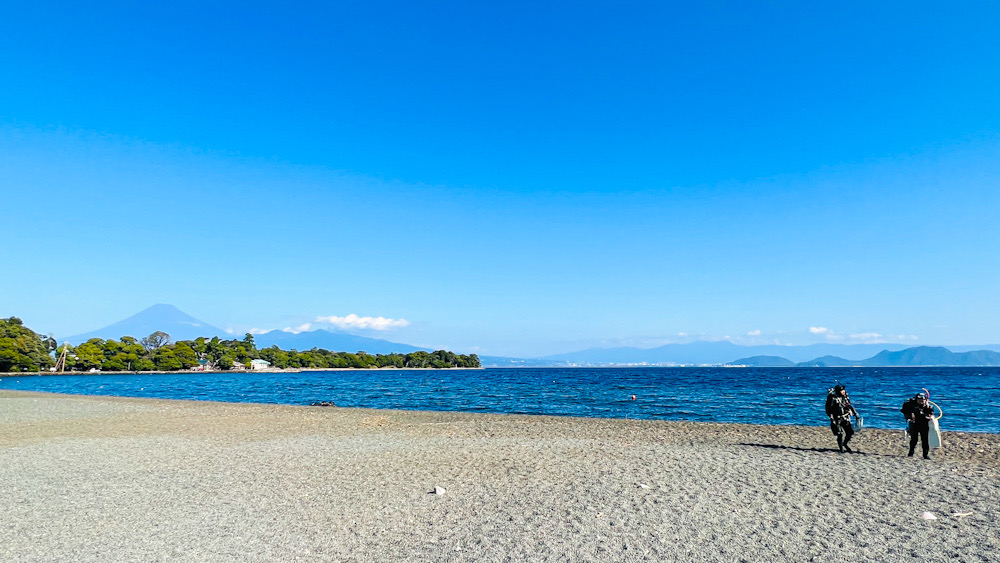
[825,384,860,453]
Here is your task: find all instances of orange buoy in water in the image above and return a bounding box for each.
[630,395,637,401]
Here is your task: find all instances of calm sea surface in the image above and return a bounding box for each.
[2,367,997,433]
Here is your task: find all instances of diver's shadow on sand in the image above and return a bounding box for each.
[738,443,886,457]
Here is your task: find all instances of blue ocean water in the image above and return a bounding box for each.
[1,367,997,433]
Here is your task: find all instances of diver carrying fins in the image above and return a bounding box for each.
[901,389,942,459]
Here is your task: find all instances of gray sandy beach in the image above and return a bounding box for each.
[2,390,998,562]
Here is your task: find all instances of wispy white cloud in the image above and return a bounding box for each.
[236,315,408,337]
[315,314,409,331]
[849,332,883,341]
[803,326,918,344]
[807,326,845,340]
[747,329,761,336]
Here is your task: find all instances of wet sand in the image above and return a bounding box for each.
[2,390,998,562]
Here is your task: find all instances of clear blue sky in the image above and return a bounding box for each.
[2,1,999,357]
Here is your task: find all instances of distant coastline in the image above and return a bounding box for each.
[501,345,1000,368]
[0,366,485,376]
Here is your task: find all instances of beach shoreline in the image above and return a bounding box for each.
[2,390,997,561]
[0,366,485,377]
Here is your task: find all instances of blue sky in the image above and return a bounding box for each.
[2,1,999,357]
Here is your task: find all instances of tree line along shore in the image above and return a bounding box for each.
[0,316,480,373]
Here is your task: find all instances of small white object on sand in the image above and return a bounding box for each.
[952,511,973,519]
[637,483,650,489]
[433,486,446,495]
[921,512,937,520]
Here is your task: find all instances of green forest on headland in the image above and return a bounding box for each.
[0,317,480,373]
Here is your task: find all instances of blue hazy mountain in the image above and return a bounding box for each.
[542,341,746,364]
[478,356,568,367]
[542,341,1000,366]
[252,329,427,354]
[946,345,1000,353]
[859,346,1000,366]
[731,347,1000,367]
[541,342,920,365]
[62,304,227,344]
[796,355,856,367]
[729,355,796,367]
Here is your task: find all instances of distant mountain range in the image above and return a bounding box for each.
[62,304,428,354]
[736,346,1000,367]
[61,304,1000,366]
[251,329,426,354]
[541,341,1000,366]
[541,341,906,364]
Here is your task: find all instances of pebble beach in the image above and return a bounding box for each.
[2,390,998,562]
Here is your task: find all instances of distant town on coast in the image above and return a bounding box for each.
[3,304,1000,373]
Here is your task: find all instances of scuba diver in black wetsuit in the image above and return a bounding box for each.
[901,393,934,459]
[825,384,860,453]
